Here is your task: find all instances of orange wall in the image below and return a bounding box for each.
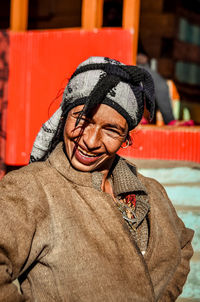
[6,27,200,165]
[7,28,134,165]
[119,126,200,163]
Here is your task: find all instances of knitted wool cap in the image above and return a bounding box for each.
[62,58,137,129]
[30,56,155,162]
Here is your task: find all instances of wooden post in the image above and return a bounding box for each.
[96,0,104,28]
[82,0,104,30]
[122,0,140,64]
[10,0,29,31]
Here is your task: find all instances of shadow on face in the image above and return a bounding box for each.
[63,104,128,174]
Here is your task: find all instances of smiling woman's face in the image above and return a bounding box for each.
[63,104,128,173]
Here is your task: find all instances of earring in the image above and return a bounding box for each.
[121,139,130,149]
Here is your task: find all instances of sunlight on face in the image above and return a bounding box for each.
[63,104,128,173]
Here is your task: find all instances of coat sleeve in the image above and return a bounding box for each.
[0,168,48,302]
[156,181,194,302]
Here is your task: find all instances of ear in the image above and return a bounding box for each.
[127,133,133,146]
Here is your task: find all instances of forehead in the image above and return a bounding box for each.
[69,104,128,130]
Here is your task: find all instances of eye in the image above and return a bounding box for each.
[107,128,120,134]
[71,113,90,124]
[78,117,90,124]
[73,117,92,131]
[104,127,124,138]
[80,117,89,122]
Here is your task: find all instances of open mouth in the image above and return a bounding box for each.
[74,145,103,166]
[77,145,101,158]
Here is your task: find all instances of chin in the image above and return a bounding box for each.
[71,161,94,172]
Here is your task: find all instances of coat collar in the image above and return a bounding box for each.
[48,142,147,197]
[111,156,150,228]
[48,142,94,188]
[48,143,150,227]
[111,155,147,196]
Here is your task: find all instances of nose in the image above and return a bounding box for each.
[82,125,101,150]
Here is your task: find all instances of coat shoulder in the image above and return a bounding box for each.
[1,160,53,187]
[123,157,165,193]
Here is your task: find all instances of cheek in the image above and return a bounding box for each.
[64,123,79,157]
[103,136,123,155]
[64,123,79,140]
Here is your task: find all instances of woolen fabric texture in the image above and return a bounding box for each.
[0,143,194,302]
[63,56,154,128]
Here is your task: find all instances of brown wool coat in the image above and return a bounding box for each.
[0,143,194,302]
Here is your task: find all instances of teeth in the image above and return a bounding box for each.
[78,146,98,157]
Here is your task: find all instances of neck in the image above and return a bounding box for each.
[100,157,115,197]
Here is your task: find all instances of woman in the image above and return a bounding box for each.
[0,57,193,302]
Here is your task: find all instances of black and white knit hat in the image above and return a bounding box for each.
[30,56,155,162]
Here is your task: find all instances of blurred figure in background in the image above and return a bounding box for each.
[102,2,194,126]
[137,41,194,126]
